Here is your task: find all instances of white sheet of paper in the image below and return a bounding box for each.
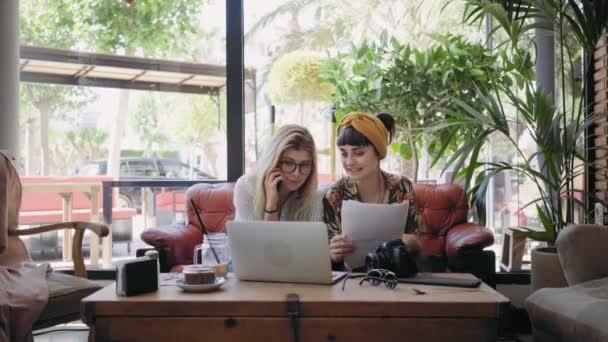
[341,200,408,269]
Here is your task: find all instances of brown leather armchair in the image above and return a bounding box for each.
[141,182,495,285]
[140,183,235,272]
[413,183,495,285]
[0,153,109,333]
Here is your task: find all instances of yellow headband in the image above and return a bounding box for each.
[337,112,389,158]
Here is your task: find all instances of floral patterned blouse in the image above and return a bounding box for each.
[323,171,418,239]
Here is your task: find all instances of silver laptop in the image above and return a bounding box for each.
[226,221,346,284]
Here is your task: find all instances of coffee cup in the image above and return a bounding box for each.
[182,265,216,285]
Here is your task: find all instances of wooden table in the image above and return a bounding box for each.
[21,182,101,265]
[82,273,509,341]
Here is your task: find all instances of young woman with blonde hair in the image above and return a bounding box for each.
[234,124,323,221]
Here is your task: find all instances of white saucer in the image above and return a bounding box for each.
[177,277,226,293]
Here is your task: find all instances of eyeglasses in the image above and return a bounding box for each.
[278,160,313,175]
[341,269,398,291]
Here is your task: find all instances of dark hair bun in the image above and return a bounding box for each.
[376,112,396,142]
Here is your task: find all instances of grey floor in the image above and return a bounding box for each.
[33,322,532,342]
[33,323,88,342]
[33,280,114,342]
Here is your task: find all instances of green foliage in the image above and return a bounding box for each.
[77,0,205,56]
[19,84,95,122]
[65,128,109,160]
[461,0,608,54]
[164,94,225,146]
[20,0,90,103]
[247,0,484,115]
[20,0,97,126]
[20,0,80,48]
[320,33,528,178]
[268,50,333,105]
[247,0,482,60]
[441,0,608,243]
[121,149,179,159]
[20,0,97,175]
[131,95,169,156]
[19,0,206,175]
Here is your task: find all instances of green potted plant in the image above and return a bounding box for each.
[319,33,524,181]
[434,0,608,289]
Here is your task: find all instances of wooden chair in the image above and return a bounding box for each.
[0,153,109,332]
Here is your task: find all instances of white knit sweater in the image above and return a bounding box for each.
[233,174,325,222]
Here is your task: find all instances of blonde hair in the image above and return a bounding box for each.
[253,125,318,220]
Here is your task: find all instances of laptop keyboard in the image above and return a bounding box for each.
[332,271,347,282]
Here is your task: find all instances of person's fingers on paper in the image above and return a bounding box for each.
[330,249,349,262]
[329,239,344,253]
[338,235,355,249]
[329,233,358,261]
[329,235,339,247]
[329,238,347,261]
[330,235,352,249]
[329,248,344,262]
[340,243,356,255]
[330,234,345,243]
[402,234,420,253]
[329,243,355,262]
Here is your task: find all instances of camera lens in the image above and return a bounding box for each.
[365,253,380,272]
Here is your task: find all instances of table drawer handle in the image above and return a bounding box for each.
[224,318,237,328]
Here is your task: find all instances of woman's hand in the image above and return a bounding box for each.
[264,168,282,212]
[329,234,356,262]
[402,234,420,253]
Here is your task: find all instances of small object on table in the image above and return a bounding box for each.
[411,288,426,295]
[144,250,160,286]
[183,265,216,285]
[176,277,226,293]
[500,228,527,272]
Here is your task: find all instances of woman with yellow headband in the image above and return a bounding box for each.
[323,112,418,267]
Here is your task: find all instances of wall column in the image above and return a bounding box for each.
[0,1,19,160]
[226,0,244,181]
[536,23,555,101]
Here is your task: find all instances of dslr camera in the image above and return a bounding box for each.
[365,239,418,278]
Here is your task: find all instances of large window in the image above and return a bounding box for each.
[243,0,548,271]
[18,1,232,266]
[244,1,484,183]
[17,1,569,272]
[20,1,229,180]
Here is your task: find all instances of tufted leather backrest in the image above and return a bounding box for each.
[185,182,235,234]
[147,181,482,269]
[183,182,468,238]
[413,183,468,236]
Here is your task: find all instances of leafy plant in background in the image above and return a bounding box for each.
[320,32,530,180]
[438,0,608,243]
[131,94,169,157]
[20,0,97,176]
[65,128,109,162]
[75,0,207,178]
[268,50,333,124]
[165,93,227,178]
[20,0,207,177]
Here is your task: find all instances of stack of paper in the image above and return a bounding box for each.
[341,200,408,269]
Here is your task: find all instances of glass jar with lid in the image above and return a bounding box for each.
[193,233,231,277]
